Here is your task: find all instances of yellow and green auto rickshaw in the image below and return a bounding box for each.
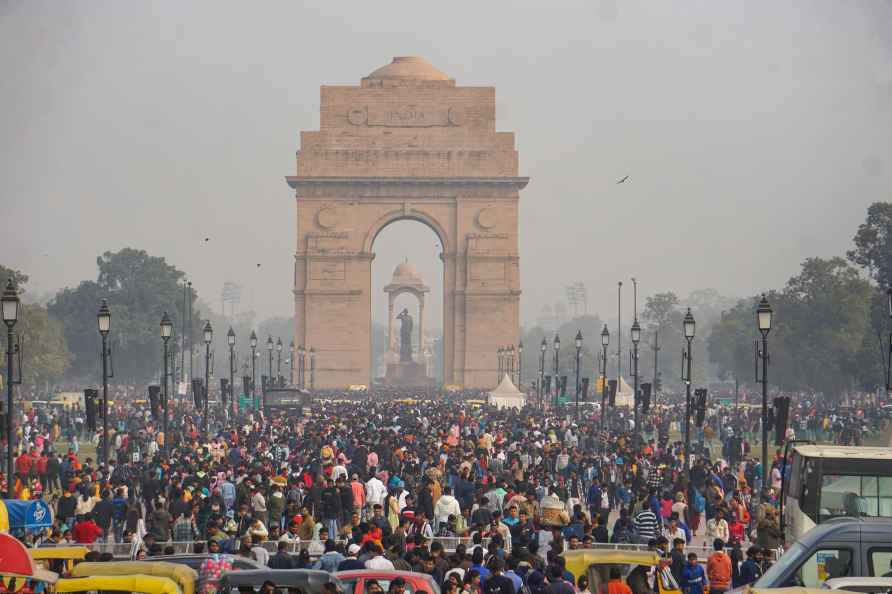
[71,561,197,594]
[55,574,181,594]
[562,549,681,594]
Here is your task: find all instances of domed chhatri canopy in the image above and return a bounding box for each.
[390,261,424,287]
[365,56,450,81]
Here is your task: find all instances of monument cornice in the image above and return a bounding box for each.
[287,176,529,192]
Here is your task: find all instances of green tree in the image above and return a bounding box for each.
[48,248,193,383]
[847,202,892,286]
[0,265,71,388]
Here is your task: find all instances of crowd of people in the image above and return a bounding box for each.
[1,383,887,594]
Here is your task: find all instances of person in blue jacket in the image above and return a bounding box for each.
[681,552,707,594]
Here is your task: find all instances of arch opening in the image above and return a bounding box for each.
[370,219,444,385]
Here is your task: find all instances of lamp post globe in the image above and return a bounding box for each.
[276,338,283,352]
[2,279,20,328]
[250,331,257,348]
[683,308,695,340]
[97,299,111,336]
[160,312,172,340]
[227,327,235,346]
[267,336,273,352]
[540,338,546,353]
[631,320,641,345]
[601,325,609,346]
[203,321,213,345]
[553,335,560,352]
[757,294,773,337]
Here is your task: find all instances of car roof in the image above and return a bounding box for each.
[222,569,342,588]
[797,517,892,548]
[150,555,265,569]
[334,570,435,581]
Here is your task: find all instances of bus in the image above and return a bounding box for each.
[782,444,892,542]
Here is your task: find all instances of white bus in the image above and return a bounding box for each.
[782,444,892,542]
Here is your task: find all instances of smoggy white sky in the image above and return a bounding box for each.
[2,1,891,329]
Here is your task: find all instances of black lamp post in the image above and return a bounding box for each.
[266,336,273,390]
[682,308,695,477]
[631,319,641,439]
[574,330,583,420]
[552,334,560,408]
[600,325,609,430]
[97,299,111,468]
[886,288,892,401]
[497,346,502,380]
[249,331,257,409]
[2,279,20,498]
[309,347,315,390]
[538,338,546,408]
[517,341,524,387]
[299,345,307,388]
[757,295,773,489]
[160,312,172,454]
[203,321,213,434]
[289,340,295,385]
[227,327,235,417]
[507,345,515,384]
[275,338,283,385]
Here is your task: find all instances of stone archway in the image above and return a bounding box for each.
[286,57,528,389]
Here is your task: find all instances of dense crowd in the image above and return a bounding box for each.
[1,384,887,594]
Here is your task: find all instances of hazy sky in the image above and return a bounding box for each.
[3,1,891,330]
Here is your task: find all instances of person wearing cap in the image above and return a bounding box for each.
[338,543,365,570]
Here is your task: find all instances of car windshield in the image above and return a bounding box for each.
[756,542,807,588]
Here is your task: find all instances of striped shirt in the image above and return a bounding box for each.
[634,509,660,540]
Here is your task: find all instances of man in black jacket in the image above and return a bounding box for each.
[268,541,296,569]
[92,490,115,543]
[320,477,342,538]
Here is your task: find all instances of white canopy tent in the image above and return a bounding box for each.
[615,376,635,407]
[488,374,527,409]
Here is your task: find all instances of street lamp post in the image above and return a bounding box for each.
[266,336,273,391]
[249,331,257,409]
[682,308,695,478]
[299,345,307,388]
[2,279,20,498]
[631,319,641,440]
[600,325,610,430]
[497,347,504,381]
[275,338,283,385]
[227,327,235,417]
[886,288,892,402]
[309,347,315,390]
[97,300,111,469]
[289,340,295,385]
[517,341,524,387]
[757,295,773,489]
[507,346,515,384]
[203,321,213,435]
[160,312,172,454]
[574,331,583,420]
[552,334,560,408]
[538,339,546,409]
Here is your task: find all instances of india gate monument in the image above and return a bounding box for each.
[287,56,528,389]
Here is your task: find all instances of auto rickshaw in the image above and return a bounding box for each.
[561,549,681,594]
[71,561,197,594]
[27,546,90,576]
[55,574,181,594]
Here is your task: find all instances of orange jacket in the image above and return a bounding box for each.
[707,551,732,590]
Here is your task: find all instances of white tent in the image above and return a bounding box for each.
[488,374,527,409]
[615,376,635,407]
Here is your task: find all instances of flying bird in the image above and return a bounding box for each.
[616,175,629,184]
[204,237,210,242]
[256,264,262,268]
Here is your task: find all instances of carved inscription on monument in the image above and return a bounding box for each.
[348,106,461,127]
[310,261,346,280]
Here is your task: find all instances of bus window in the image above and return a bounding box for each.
[819,475,892,520]
[880,478,892,517]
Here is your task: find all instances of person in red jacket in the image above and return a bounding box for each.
[72,513,104,544]
[15,449,34,479]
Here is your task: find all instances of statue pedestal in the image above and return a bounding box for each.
[384,361,434,387]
